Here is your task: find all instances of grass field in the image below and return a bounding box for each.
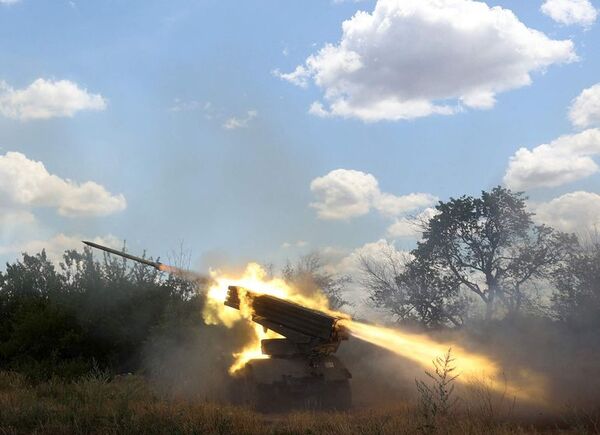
[0,371,597,435]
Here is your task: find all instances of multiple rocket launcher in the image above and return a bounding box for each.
[81,241,538,409]
[82,241,350,358]
[82,241,353,410]
[225,286,349,357]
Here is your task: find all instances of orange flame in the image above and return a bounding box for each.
[159,263,209,283]
[340,319,547,402]
[158,264,177,273]
[202,263,340,373]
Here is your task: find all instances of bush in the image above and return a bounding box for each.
[0,248,200,381]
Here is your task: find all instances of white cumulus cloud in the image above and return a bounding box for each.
[533,191,600,233]
[541,0,598,27]
[282,240,309,249]
[569,83,600,129]
[0,151,126,217]
[277,0,577,121]
[0,78,106,120]
[310,169,437,220]
[222,110,258,130]
[168,99,205,112]
[387,207,439,238]
[310,169,379,219]
[0,233,121,263]
[503,129,600,190]
[322,239,410,319]
[333,239,409,277]
[0,210,36,243]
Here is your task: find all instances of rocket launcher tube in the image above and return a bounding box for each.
[225,285,349,345]
[82,241,210,285]
[82,241,163,270]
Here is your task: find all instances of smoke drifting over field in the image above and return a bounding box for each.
[141,260,600,415]
[352,326,600,421]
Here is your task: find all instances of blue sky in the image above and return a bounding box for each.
[0,0,599,281]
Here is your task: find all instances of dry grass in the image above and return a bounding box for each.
[0,371,594,435]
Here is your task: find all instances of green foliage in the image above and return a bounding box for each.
[415,349,459,433]
[413,186,576,320]
[552,239,600,330]
[362,248,469,329]
[0,247,200,381]
[396,257,468,328]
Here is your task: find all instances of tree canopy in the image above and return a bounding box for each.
[362,187,578,326]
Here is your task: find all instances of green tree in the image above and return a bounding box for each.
[361,244,467,328]
[552,239,600,329]
[414,186,575,320]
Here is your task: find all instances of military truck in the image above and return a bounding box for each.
[225,285,352,411]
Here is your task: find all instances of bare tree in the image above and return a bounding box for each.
[282,252,352,311]
[360,244,467,328]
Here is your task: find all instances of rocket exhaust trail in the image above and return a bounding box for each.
[339,319,547,404]
[82,241,209,284]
